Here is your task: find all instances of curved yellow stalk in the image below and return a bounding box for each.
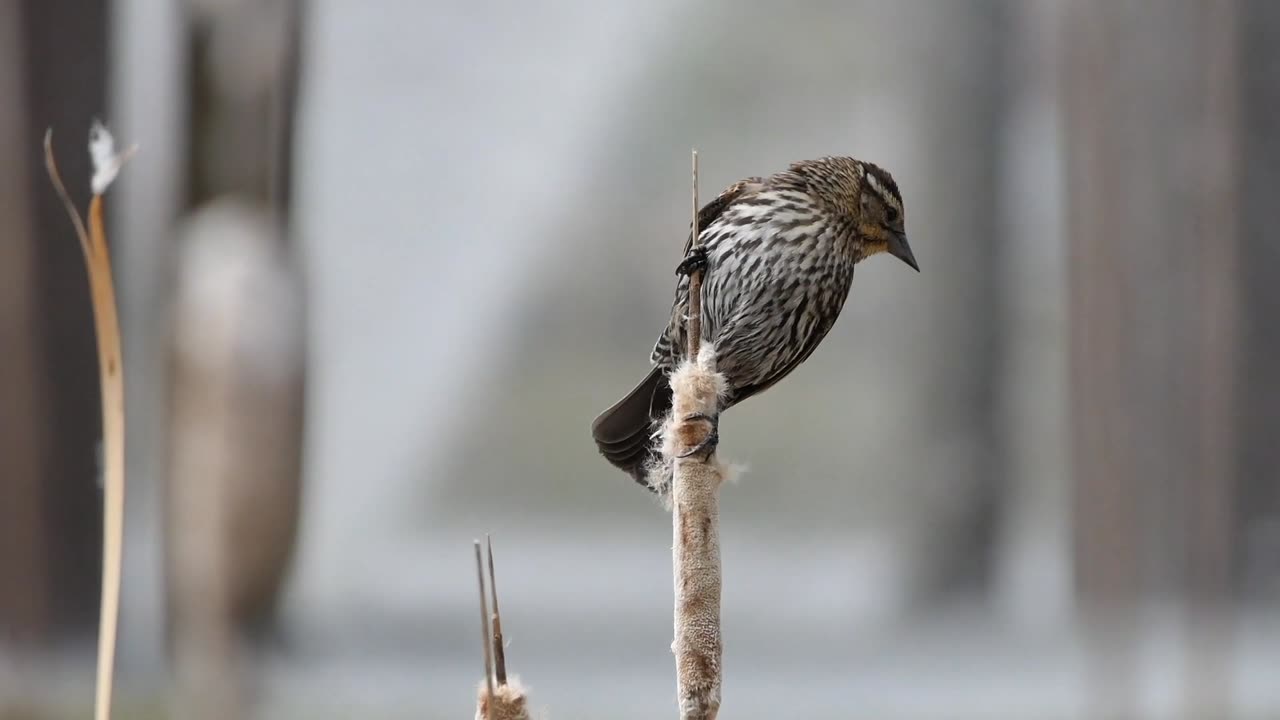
[44,126,134,720]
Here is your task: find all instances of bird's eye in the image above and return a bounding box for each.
[886,206,900,223]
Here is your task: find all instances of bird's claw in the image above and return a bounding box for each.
[675,246,709,277]
[676,411,719,459]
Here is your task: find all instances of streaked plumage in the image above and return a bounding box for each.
[591,156,917,491]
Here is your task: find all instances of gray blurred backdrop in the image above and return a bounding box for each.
[2,1,1279,718]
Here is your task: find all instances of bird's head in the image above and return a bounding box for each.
[787,157,919,272]
[855,162,918,272]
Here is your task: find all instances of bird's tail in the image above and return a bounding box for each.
[590,366,671,489]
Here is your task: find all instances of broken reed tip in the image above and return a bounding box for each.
[474,540,495,717]
[486,534,508,685]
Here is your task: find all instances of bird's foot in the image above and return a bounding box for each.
[675,246,709,277]
[676,411,719,459]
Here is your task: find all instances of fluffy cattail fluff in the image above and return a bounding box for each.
[88,119,137,195]
[591,157,918,489]
[475,676,532,720]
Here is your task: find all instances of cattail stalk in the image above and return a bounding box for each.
[686,150,703,358]
[487,535,508,685]
[44,123,136,720]
[667,149,723,720]
[474,680,532,720]
[474,541,496,720]
[473,538,531,720]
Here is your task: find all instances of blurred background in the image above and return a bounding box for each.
[2,0,1278,718]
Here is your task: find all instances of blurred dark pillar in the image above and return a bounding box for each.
[1063,2,1240,717]
[0,0,49,645]
[1237,0,1280,603]
[8,0,111,639]
[925,0,1010,595]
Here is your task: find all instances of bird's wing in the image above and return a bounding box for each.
[722,347,811,406]
[652,177,766,368]
[722,285,848,406]
[682,177,766,257]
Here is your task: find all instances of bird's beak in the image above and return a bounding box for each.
[887,231,919,272]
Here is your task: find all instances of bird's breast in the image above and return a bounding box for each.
[698,209,856,381]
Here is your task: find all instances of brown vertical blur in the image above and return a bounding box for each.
[2,0,110,641]
[1063,2,1241,717]
[1062,15,1142,716]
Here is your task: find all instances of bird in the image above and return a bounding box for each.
[590,156,918,492]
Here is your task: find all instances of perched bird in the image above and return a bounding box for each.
[590,156,918,491]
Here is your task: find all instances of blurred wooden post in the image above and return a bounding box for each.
[165,0,307,717]
[5,0,112,641]
[0,0,49,646]
[1237,0,1280,601]
[1061,10,1142,707]
[1063,3,1240,718]
[1185,3,1239,716]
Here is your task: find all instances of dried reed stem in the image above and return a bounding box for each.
[686,150,702,358]
[44,124,136,720]
[667,149,723,719]
[473,537,530,720]
[474,540,496,720]
[487,535,508,685]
